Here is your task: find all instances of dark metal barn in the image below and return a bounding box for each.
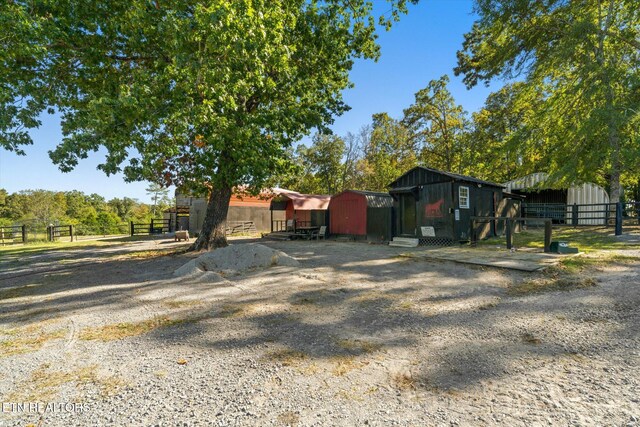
[388,166,506,243]
[329,190,394,241]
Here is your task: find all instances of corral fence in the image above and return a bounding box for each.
[0,225,27,244]
[46,225,75,242]
[471,216,553,252]
[130,219,172,236]
[522,201,640,235]
[225,221,258,236]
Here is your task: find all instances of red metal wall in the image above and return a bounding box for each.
[329,192,367,236]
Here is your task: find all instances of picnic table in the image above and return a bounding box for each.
[295,226,320,239]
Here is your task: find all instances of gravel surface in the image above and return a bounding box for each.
[0,238,638,426]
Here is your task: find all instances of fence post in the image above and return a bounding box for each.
[21,225,27,243]
[130,221,135,236]
[572,204,578,226]
[470,219,476,246]
[544,220,552,253]
[46,226,52,242]
[69,225,74,242]
[150,218,154,234]
[505,218,512,250]
[615,202,623,236]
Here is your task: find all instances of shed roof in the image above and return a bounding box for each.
[389,166,504,188]
[272,189,331,210]
[334,190,394,208]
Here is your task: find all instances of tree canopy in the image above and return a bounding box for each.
[455,0,640,200]
[1,0,417,249]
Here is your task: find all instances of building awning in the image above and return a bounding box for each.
[389,186,418,193]
[270,189,331,210]
[389,186,419,199]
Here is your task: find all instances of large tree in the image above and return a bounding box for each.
[455,0,640,201]
[1,0,417,250]
[469,82,545,182]
[402,75,470,174]
[361,112,417,191]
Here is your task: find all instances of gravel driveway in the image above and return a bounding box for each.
[1,238,638,426]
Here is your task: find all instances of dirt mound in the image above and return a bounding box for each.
[174,243,299,277]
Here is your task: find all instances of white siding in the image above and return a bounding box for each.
[504,173,610,225]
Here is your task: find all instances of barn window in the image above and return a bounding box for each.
[459,186,470,209]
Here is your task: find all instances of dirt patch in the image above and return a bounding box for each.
[174,243,299,277]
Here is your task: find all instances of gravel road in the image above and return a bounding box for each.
[1,238,638,426]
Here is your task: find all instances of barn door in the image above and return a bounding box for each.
[400,194,416,236]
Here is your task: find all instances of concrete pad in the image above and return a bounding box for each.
[402,247,577,272]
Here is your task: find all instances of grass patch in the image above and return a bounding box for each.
[392,372,417,390]
[558,253,639,273]
[521,332,542,345]
[334,338,383,354]
[477,299,501,310]
[6,363,126,402]
[264,349,308,367]
[217,304,245,318]
[0,240,116,258]
[331,355,369,376]
[477,227,640,251]
[114,247,188,260]
[162,299,204,309]
[508,276,597,295]
[79,314,204,341]
[277,411,300,426]
[0,328,66,357]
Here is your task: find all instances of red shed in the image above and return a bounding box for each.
[329,190,394,241]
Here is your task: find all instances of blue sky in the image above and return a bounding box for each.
[0,0,500,203]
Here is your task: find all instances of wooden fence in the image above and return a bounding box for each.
[46,225,75,242]
[0,225,27,244]
[471,216,552,252]
[130,219,172,236]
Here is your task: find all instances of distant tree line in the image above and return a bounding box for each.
[280,73,638,200]
[0,189,173,235]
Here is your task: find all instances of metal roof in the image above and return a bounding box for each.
[272,189,331,210]
[389,166,505,188]
[337,190,394,208]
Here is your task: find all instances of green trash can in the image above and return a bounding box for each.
[550,241,579,254]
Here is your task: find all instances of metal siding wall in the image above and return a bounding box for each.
[567,182,610,225]
[366,207,393,241]
[329,192,367,236]
[226,206,271,232]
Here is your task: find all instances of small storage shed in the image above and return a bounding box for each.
[504,172,610,225]
[269,190,331,231]
[329,190,394,241]
[388,166,506,242]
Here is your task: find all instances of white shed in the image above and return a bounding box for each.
[504,173,610,225]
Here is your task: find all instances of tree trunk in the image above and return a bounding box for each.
[189,185,233,251]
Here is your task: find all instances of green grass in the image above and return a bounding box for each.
[79,314,207,341]
[477,227,640,251]
[0,240,117,258]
